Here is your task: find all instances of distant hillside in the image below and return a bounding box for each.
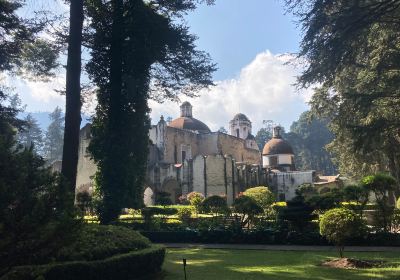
[20,111,91,131]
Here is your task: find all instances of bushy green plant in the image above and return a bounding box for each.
[307,189,343,212]
[342,184,369,216]
[361,173,397,232]
[201,195,229,215]
[56,224,150,262]
[320,208,366,257]
[397,197,400,210]
[278,192,316,231]
[243,186,274,212]
[177,207,192,225]
[232,196,263,229]
[155,191,173,206]
[187,192,204,215]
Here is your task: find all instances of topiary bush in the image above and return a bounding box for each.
[201,195,229,215]
[56,224,151,262]
[243,186,275,213]
[232,196,263,229]
[3,225,165,280]
[320,208,366,257]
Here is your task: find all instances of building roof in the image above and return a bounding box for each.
[169,117,211,133]
[262,137,294,155]
[232,113,250,122]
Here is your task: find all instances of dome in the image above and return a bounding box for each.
[169,117,211,133]
[233,113,250,121]
[262,138,294,155]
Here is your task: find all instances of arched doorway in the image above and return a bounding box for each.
[143,186,155,206]
[162,178,181,204]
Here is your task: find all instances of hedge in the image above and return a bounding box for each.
[140,230,400,246]
[2,245,165,280]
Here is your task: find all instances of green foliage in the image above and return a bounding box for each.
[342,184,370,215]
[232,196,263,229]
[155,191,173,206]
[187,192,205,215]
[87,0,215,224]
[56,225,150,262]
[76,191,93,215]
[243,186,274,212]
[306,189,343,212]
[320,208,366,257]
[286,0,400,181]
[4,245,165,280]
[17,113,44,155]
[397,197,400,210]
[44,106,64,162]
[0,0,59,78]
[201,195,229,215]
[177,207,192,225]
[0,92,79,274]
[278,192,315,231]
[361,173,397,232]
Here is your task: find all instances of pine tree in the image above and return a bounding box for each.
[44,107,64,162]
[18,114,44,154]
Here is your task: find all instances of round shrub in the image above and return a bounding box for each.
[243,186,274,211]
[187,192,204,214]
[201,195,229,215]
[320,208,366,257]
[233,196,263,217]
[397,197,400,209]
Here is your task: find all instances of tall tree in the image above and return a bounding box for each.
[285,0,400,182]
[61,0,84,194]
[44,107,64,162]
[18,114,44,154]
[86,0,216,224]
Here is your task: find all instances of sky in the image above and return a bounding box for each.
[11,0,311,132]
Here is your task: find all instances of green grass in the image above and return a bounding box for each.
[161,248,400,280]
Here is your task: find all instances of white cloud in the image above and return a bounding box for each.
[149,50,312,132]
[6,74,65,112]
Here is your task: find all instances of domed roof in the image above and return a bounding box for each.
[169,117,211,133]
[262,137,294,155]
[233,113,250,121]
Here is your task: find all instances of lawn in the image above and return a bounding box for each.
[161,248,400,280]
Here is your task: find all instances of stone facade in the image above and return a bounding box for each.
[75,102,323,206]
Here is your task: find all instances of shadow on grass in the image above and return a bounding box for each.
[160,249,400,280]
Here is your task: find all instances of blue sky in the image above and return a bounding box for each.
[185,0,301,80]
[13,0,310,132]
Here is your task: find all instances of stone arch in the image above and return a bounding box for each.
[162,177,181,204]
[143,186,155,206]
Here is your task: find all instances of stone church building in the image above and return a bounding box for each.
[76,102,317,205]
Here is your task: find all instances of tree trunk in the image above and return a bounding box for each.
[61,0,84,195]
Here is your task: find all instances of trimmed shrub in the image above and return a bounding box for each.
[154,191,172,206]
[56,224,150,262]
[397,197,400,209]
[243,186,274,212]
[201,195,229,215]
[232,196,263,229]
[4,245,165,280]
[320,208,366,257]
